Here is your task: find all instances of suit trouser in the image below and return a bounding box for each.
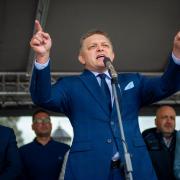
[108,160,125,180]
[109,168,125,180]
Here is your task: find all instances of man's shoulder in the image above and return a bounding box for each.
[56,75,81,87]
[0,124,11,130]
[52,140,70,147]
[142,127,156,137]
[0,125,14,135]
[57,75,79,82]
[19,141,35,152]
[0,126,15,144]
[118,72,141,82]
[142,128,162,151]
[142,127,157,140]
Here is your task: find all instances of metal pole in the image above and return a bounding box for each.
[111,78,133,180]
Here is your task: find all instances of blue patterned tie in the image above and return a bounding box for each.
[99,74,112,111]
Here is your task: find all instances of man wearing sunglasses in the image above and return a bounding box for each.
[19,109,70,180]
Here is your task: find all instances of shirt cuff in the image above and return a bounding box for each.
[34,59,50,70]
[172,52,180,65]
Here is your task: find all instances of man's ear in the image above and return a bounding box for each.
[78,54,85,65]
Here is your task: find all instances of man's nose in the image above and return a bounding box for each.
[97,45,104,51]
[166,117,174,123]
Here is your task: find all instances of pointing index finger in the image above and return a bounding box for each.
[35,20,43,32]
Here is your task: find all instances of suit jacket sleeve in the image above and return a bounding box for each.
[30,63,71,114]
[0,127,22,179]
[30,55,180,111]
[139,55,180,106]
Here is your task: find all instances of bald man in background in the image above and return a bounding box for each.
[142,105,177,180]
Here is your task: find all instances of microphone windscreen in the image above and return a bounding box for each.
[103,57,111,67]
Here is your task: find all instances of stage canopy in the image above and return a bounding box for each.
[0,0,180,116]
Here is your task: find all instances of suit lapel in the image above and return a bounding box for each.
[79,70,110,116]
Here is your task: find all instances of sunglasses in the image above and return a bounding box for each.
[33,118,51,123]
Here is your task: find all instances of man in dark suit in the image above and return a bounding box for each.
[30,19,180,180]
[0,125,22,179]
[19,109,70,180]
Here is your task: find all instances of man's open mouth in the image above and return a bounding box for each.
[96,55,105,60]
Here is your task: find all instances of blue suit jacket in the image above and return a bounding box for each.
[30,56,180,180]
[0,125,22,179]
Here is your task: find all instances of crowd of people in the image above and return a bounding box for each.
[0,19,180,179]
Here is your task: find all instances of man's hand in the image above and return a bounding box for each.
[30,20,52,63]
[173,31,180,59]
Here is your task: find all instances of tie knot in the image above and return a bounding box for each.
[99,73,106,80]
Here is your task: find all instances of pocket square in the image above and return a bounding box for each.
[124,81,134,91]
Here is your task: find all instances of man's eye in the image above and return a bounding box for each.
[91,45,95,48]
[88,45,96,49]
[103,44,109,47]
[170,117,175,121]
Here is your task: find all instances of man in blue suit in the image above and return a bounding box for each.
[0,125,22,179]
[30,20,180,180]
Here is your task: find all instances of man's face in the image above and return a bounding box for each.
[32,112,52,138]
[78,34,115,72]
[155,106,176,137]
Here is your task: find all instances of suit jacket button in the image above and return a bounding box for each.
[107,138,112,143]
[110,121,114,125]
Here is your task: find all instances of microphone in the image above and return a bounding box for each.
[103,57,118,80]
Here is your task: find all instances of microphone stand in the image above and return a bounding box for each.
[111,76,133,180]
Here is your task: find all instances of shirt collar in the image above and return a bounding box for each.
[34,137,53,146]
[91,70,111,80]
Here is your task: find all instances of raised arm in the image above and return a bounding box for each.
[173,31,180,59]
[30,20,52,63]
